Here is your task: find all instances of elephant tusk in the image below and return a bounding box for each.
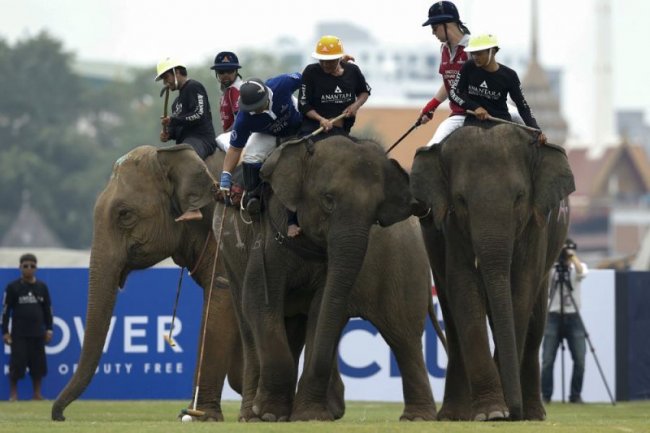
[474,257,479,269]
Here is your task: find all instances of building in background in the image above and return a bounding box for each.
[1,190,64,248]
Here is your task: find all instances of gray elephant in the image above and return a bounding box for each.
[214,136,439,421]
[52,146,243,421]
[410,124,575,421]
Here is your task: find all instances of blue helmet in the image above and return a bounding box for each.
[210,51,241,71]
[422,1,461,27]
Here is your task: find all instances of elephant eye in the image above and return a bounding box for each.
[117,208,137,227]
[319,193,336,214]
[454,194,466,207]
[514,191,526,206]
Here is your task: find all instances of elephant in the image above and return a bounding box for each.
[209,135,440,421]
[52,145,243,421]
[410,123,575,421]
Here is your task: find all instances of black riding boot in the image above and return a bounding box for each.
[242,162,262,215]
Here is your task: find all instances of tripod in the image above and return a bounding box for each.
[546,261,615,405]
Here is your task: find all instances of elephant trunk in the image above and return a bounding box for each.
[309,225,370,399]
[474,231,522,420]
[52,249,122,421]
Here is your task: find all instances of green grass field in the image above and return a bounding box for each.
[0,400,649,433]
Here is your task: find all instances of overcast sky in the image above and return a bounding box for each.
[2,0,648,143]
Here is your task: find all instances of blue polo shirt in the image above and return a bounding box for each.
[229,73,303,149]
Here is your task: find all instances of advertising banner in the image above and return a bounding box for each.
[1,268,616,403]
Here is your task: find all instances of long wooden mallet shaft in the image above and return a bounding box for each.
[466,109,541,133]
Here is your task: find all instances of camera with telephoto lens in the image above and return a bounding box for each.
[556,238,577,274]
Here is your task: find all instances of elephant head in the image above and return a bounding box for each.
[262,137,412,235]
[52,145,229,421]
[410,124,574,419]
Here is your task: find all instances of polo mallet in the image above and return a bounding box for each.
[163,267,185,348]
[160,85,170,134]
[386,117,424,155]
[282,113,347,146]
[466,109,541,133]
[187,202,227,418]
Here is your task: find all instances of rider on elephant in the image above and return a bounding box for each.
[155,57,218,222]
[446,34,548,145]
[290,35,371,238]
[298,35,371,140]
[211,51,243,151]
[219,74,303,216]
[418,1,471,133]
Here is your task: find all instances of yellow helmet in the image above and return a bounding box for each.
[312,35,344,60]
[154,57,186,81]
[465,34,499,53]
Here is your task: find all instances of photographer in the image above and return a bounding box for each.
[541,238,589,404]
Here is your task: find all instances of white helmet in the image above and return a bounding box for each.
[154,57,186,82]
[464,34,499,53]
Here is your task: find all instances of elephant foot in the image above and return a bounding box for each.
[474,409,509,421]
[523,401,546,421]
[327,396,345,420]
[195,408,224,422]
[327,377,346,420]
[291,401,335,421]
[437,403,472,421]
[238,400,261,422]
[51,402,66,421]
[252,392,292,422]
[399,403,437,421]
[473,400,510,422]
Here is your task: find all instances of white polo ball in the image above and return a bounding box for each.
[181,414,193,423]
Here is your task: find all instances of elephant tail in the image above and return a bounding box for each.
[428,296,448,354]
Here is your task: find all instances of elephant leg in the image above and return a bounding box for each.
[447,247,508,421]
[435,282,473,420]
[520,282,548,420]
[374,317,437,421]
[420,221,471,420]
[511,243,547,421]
[243,248,295,422]
[292,289,346,421]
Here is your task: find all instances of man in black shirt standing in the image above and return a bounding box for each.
[2,253,53,401]
[155,57,218,222]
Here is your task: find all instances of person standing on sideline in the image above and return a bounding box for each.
[418,1,471,142]
[2,253,53,401]
[211,51,243,152]
[541,239,589,404]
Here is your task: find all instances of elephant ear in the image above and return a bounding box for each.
[532,143,576,224]
[156,144,216,212]
[377,159,412,227]
[260,142,306,212]
[410,145,448,229]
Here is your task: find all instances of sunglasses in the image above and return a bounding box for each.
[21,263,36,269]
